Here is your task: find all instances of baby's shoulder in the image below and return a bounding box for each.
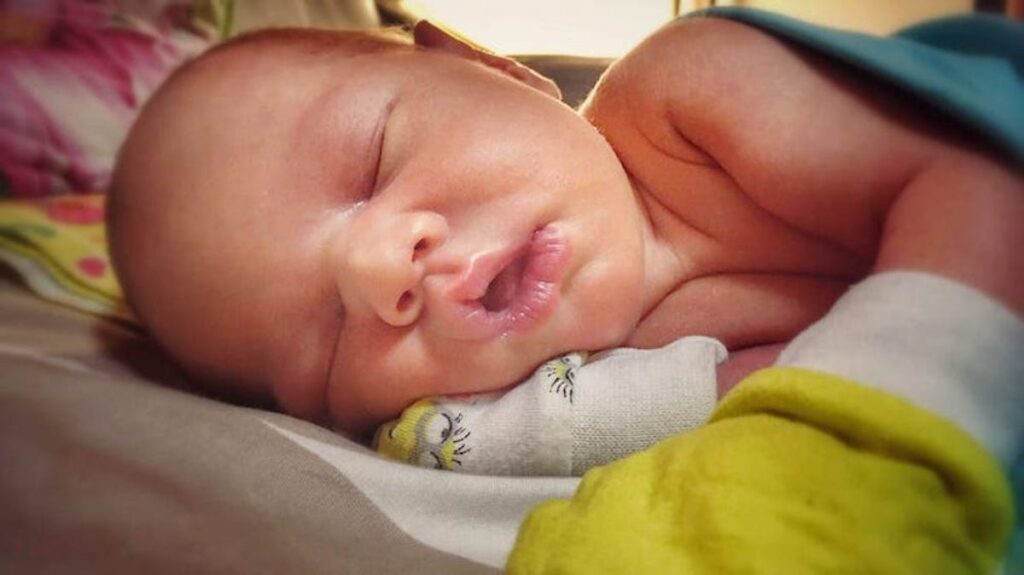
[584,16,977,256]
[587,15,988,176]
[587,15,947,162]
[585,16,800,119]
[581,17,770,166]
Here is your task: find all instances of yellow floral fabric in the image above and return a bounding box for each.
[0,194,131,321]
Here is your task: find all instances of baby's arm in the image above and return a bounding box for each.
[597,12,1024,462]
[586,16,1023,341]
[779,271,1024,468]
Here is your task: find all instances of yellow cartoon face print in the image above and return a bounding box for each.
[541,352,586,404]
[375,399,472,470]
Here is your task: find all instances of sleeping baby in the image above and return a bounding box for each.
[106,8,1022,480]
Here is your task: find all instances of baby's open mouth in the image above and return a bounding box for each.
[480,252,528,312]
[436,226,570,340]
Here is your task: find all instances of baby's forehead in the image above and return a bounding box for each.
[126,27,416,195]
[158,27,416,113]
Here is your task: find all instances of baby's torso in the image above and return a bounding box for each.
[587,81,889,351]
[621,160,867,351]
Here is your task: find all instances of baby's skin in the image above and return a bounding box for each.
[107,19,1023,437]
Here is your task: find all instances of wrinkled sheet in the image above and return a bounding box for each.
[0,277,577,573]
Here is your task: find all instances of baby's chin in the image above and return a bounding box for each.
[578,318,639,355]
[556,302,643,360]
[569,278,646,351]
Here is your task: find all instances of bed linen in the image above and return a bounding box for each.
[0,194,126,319]
[0,1,216,198]
[694,8,1024,162]
[4,265,1017,573]
[0,274,578,573]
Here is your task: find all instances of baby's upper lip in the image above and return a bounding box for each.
[421,226,569,341]
[444,243,526,303]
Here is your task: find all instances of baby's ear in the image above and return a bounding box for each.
[413,20,562,101]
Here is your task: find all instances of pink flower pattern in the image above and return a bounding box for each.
[0,1,212,197]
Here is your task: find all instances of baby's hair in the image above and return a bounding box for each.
[204,25,413,58]
[155,25,414,98]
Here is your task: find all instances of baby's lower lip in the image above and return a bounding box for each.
[436,226,570,341]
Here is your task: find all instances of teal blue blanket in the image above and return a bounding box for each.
[697,8,1024,162]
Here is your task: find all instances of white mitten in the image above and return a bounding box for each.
[375,336,726,476]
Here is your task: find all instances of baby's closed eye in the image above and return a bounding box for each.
[367,98,397,197]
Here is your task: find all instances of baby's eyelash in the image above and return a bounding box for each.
[369,98,397,197]
[370,123,386,196]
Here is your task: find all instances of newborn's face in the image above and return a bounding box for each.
[114,37,647,434]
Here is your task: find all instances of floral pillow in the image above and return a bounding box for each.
[0,0,226,198]
[0,193,130,319]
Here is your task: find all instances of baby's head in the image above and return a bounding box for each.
[108,23,648,436]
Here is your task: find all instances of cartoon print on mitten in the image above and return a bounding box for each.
[542,352,586,404]
[374,399,472,470]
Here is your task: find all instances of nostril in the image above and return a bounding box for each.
[413,237,434,261]
[396,290,415,313]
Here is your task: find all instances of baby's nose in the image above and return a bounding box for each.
[356,212,448,327]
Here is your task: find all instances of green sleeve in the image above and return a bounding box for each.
[507,367,1014,575]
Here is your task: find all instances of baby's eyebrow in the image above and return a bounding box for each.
[368,94,399,193]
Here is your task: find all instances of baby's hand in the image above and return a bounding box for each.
[716,344,785,398]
